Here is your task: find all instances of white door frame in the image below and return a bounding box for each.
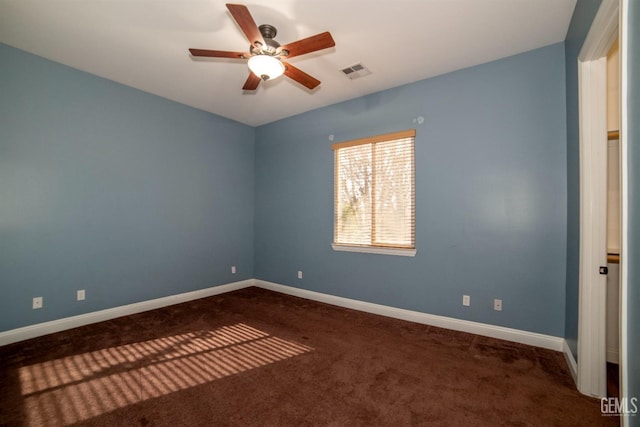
[619,1,630,424]
[577,0,619,398]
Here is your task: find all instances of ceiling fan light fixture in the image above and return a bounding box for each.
[248,55,285,81]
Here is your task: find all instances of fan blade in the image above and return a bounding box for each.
[280,32,335,59]
[189,49,247,59]
[282,62,321,90]
[243,72,262,90]
[226,3,265,48]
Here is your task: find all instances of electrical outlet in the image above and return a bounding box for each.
[494,299,503,311]
[231,266,236,274]
[32,297,43,309]
[298,270,303,279]
[77,290,86,301]
[462,295,470,306]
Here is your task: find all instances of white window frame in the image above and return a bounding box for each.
[332,129,416,257]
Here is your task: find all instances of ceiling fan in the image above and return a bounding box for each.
[189,3,335,91]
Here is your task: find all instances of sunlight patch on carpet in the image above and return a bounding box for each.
[18,323,313,426]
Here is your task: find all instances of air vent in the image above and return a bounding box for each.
[340,63,371,80]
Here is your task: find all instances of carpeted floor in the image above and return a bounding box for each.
[0,287,616,426]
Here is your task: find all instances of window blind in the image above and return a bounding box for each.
[332,130,415,249]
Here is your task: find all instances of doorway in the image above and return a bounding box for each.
[576,0,619,398]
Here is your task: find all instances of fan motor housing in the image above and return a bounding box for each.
[252,24,281,55]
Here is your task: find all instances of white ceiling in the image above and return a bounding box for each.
[0,0,576,127]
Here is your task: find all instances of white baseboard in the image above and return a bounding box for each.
[607,348,619,364]
[563,340,578,384]
[253,280,564,351]
[0,280,253,346]
[0,278,566,353]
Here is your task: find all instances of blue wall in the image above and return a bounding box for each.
[255,43,567,336]
[625,0,640,421]
[0,43,255,331]
[0,40,576,340]
[563,0,603,359]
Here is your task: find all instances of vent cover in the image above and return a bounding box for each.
[340,63,371,80]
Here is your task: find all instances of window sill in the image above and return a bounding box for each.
[331,244,416,257]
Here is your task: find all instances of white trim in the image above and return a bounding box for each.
[0,279,253,346]
[576,0,619,399]
[2,278,565,357]
[579,0,620,61]
[619,1,629,424]
[332,244,416,257]
[563,339,579,384]
[254,279,564,351]
[607,348,619,364]
[577,55,609,398]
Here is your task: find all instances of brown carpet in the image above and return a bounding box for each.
[0,287,615,426]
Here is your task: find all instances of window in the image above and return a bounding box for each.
[332,129,416,256]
